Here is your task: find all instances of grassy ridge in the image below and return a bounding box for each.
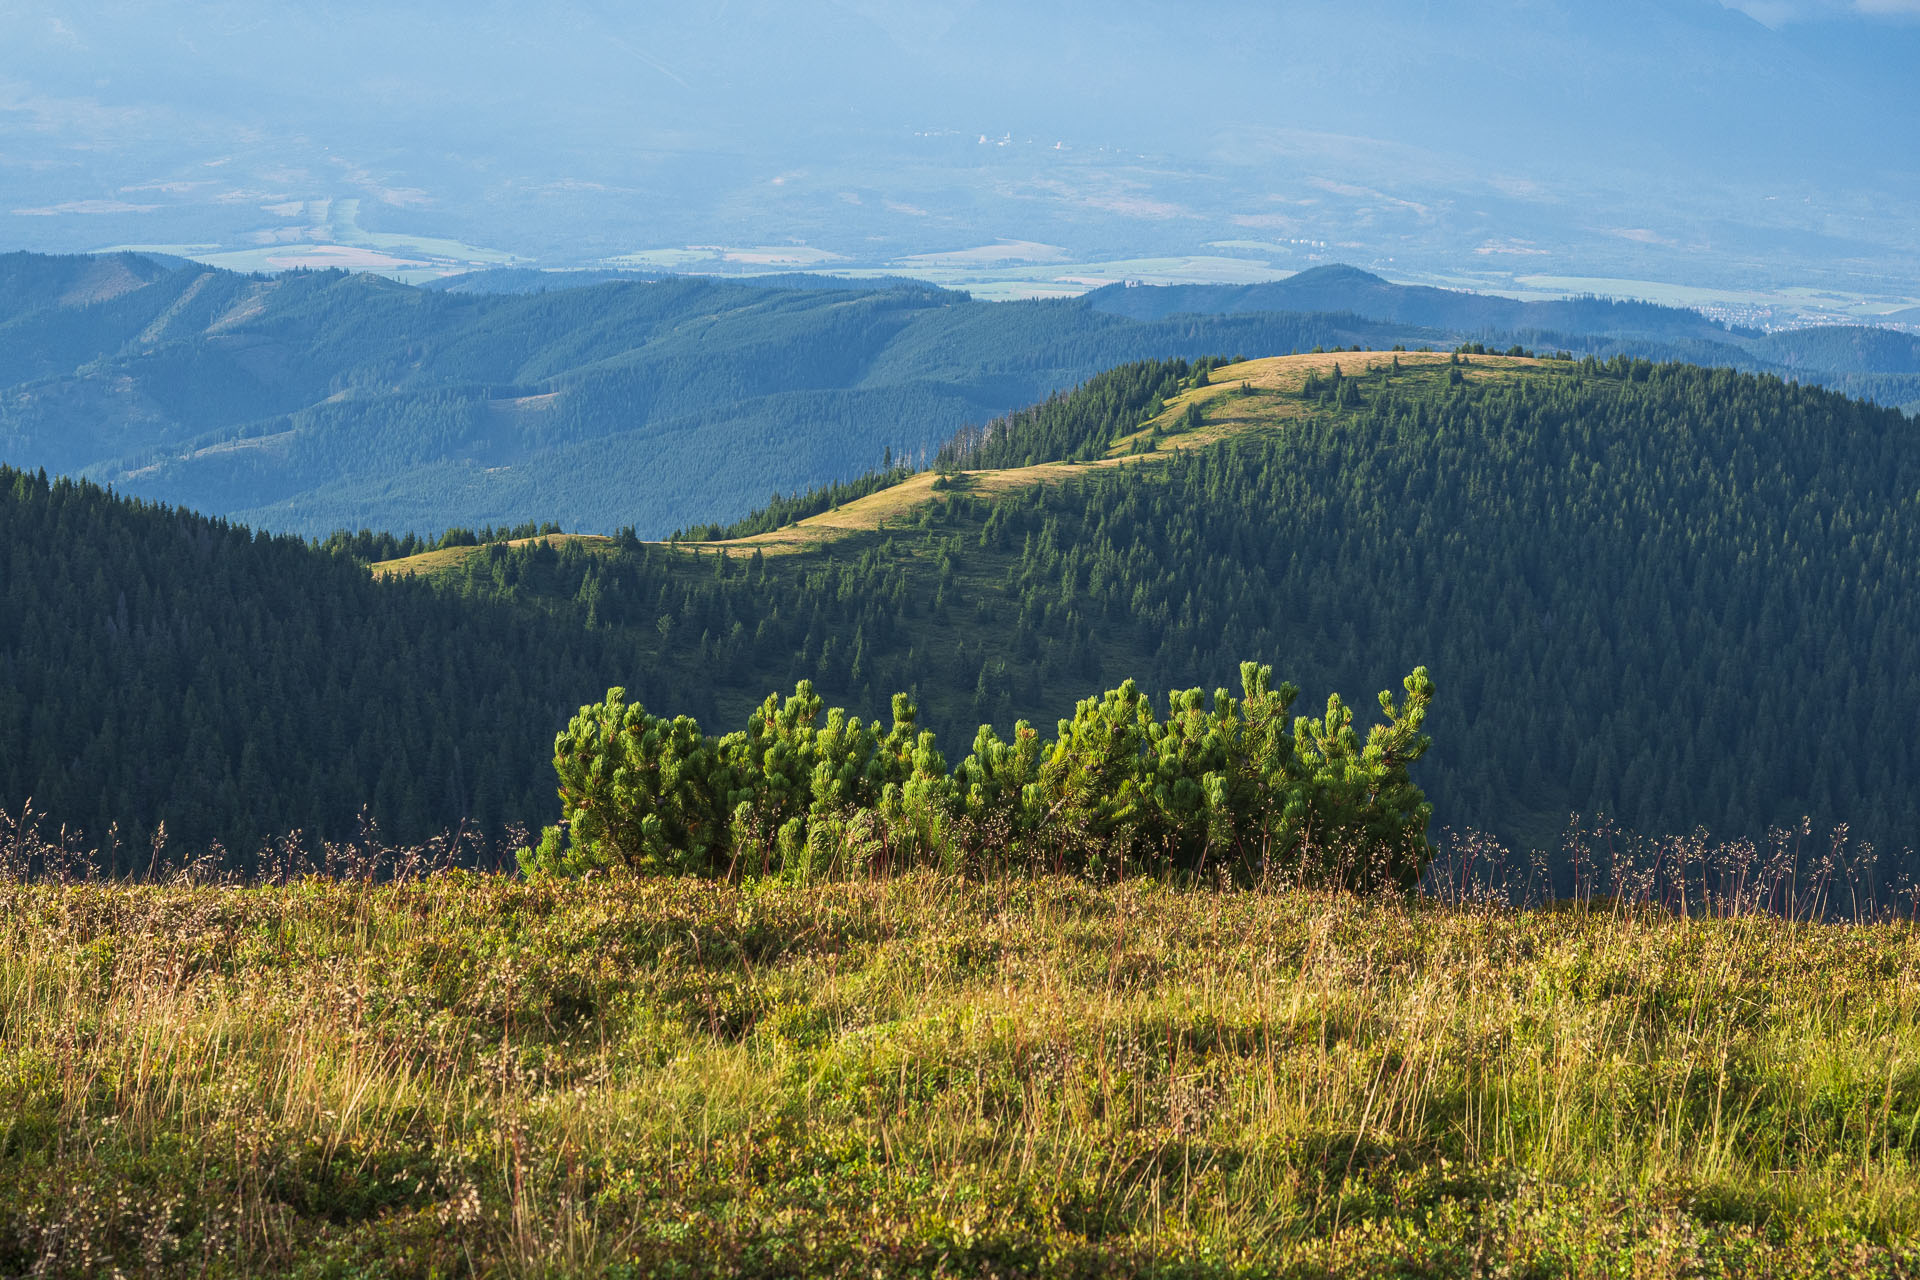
[687,350,1537,553]
[369,531,616,579]
[5,874,1917,1277]
[367,351,1528,571]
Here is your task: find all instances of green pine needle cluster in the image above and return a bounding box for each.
[522,664,1434,889]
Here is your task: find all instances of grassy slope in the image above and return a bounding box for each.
[696,352,1528,554]
[4,874,1915,1277]
[370,532,614,579]
[370,351,1528,572]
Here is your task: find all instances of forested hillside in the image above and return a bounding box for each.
[0,466,646,859]
[8,350,1920,871]
[387,353,1920,865]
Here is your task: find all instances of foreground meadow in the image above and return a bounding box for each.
[3,873,1917,1278]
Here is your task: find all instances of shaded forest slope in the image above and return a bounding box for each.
[384,352,1920,863]
[8,352,1920,871]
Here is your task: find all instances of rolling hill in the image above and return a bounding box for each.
[1087,267,1920,412]
[1082,265,1745,339]
[369,350,1920,869]
[11,345,1919,880]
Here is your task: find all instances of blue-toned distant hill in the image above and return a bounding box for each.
[3,253,1915,541]
[423,269,938,296]
[1088,267,1920,415]
[0,252,1440,538]
[1084,265,1745,341]
[421,268,667,294]
[1751,326,1920,414]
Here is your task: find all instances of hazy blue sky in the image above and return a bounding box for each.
[3,1,1917,315]
[1722,0,1920,22]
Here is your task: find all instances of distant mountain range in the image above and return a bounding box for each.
[1084,266,1752,340]
[4,1,1918,308]
[1,253,1914,539]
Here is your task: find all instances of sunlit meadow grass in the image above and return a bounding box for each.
[4,868,1918,1278]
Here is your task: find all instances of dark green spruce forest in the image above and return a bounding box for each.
[0,469,643,863]
[5,350,1919,882]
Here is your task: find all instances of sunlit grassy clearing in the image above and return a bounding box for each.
[4,874,1916,1276]
[364,352,1540,570]
[703,352,1535,552]
[371,532,615,579]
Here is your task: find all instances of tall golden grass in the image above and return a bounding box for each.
[4,861,1917,1277]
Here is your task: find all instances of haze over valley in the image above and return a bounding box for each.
[6,0,1920,322]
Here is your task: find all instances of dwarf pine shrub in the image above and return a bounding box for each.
[520,663,1434,887]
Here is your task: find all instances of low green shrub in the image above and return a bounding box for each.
[521,663,1434,887]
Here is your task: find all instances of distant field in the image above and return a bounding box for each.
[96,244,520,283]
[1501,273,1920,326]
[5,873,1915,1277]
[601,249,1294,300]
